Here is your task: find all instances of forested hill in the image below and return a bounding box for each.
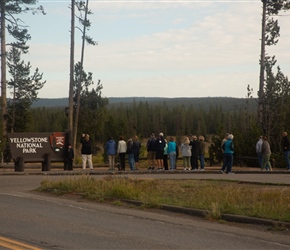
[32,97,257,112]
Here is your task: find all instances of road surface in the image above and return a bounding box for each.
[0,174,290,249]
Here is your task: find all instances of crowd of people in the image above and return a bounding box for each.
[71,131,290,172]
[102,133,207,172]
[255,131,290,172]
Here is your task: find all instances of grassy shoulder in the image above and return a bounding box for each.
[37,176,290,222]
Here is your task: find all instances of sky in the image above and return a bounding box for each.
[9,0,290,99]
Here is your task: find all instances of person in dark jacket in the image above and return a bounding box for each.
[132,135,141,170]
[105,136,116,171]
[154,132,166,170]
[146,133,156,170]
[66,144,74,171]
[282,132,290,170]
[189,135,199,170]
[80,134,93,170]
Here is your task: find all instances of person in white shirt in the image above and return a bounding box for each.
[117,136,127,171]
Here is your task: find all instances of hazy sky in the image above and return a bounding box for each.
[11,0,290,99]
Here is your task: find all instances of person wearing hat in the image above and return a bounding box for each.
[80,133,93,170]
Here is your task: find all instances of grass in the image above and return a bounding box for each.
[37,176,290,222]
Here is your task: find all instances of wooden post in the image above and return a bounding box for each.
[42,153,51,171]
[15,156,24,172]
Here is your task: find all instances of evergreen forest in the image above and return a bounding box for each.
[28,96,265,165]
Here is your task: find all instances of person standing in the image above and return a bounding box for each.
[126,138,135,170]
[181,136,191,170]
[66,144,74,171]
[220,133,229,173]
[167,136,177,170]
[117,136,127,171]
[256,136,263,169]
[189,135,199,170]
[146,133,156,170]
[132,135,141,170]
[105,136,116,171]
[221,133,229,152]
[175,142,179,168]
[80,134,93,170]
[163,139,169,170]
[154,132,166,170]
[261,136,272,171]
[199,135,206,171]
[282,132,290,170]
[221,134,234,174]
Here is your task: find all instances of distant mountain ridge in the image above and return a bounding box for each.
[31,97,169,107]
[32,97,257,112]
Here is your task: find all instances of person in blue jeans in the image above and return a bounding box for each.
[199,135,206,171]
[282,132,290,170]
[167,136,177,170]
[221,134,234,174]
[105,136,116,171]
[126,138,135,170]
[256,136,263,169]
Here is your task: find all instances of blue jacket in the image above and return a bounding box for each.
[106,139,116,155]
[167,141,176,154]
[222,139,234,154]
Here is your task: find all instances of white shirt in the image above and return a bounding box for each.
[117,140,127,154]
[256,139,263,153]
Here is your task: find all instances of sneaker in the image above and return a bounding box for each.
[147,166,152,170]
[151,167,155,170]
[183,168,186,171]
[220,170,224,174]
[200,169,204,171]
[227,172,235,174]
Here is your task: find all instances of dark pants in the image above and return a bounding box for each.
[119,153,126,170]
[67,160,73,170]
[222,153,233,173]
[163,154,168,170]
[191,156,198,169]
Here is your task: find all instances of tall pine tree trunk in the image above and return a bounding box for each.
[1,0,7,139]
[258,0,267,134]
[69,0,75,148]
[73,0,89,151]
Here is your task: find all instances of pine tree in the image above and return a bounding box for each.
[6,47,45,132]
[0,0,45,138]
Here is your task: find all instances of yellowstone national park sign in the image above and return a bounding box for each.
[8,132,67,162]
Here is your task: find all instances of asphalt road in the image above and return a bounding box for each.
[0,173,290,249]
